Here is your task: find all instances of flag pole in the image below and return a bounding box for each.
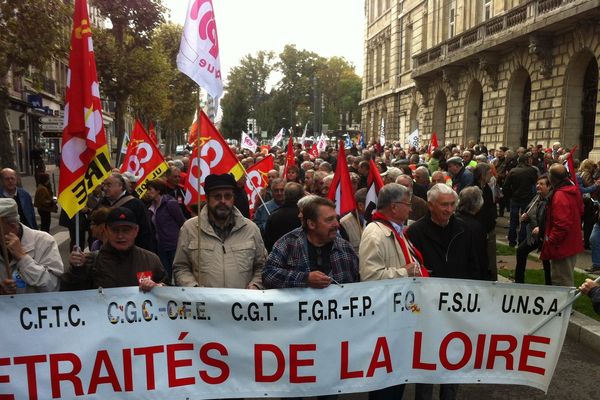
[196,93,202,272]
[239,159,271,217]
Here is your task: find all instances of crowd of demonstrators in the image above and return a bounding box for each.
[2,132,600,397]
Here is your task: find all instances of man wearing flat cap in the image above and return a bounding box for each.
[173,173,266,289]
[61,207,165,291]
[0,198,63,294]
[446,156,473,194]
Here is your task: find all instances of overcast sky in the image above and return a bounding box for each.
[164,0,365,85]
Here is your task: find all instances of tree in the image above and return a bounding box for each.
[90,0,165,163]
[152,23,197,154]
[220,51,274,139]
[0,0,69,168]
[317,57,362,130]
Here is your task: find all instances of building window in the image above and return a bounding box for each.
[483,0,492,21]
[405,25,413,70]
[376,45,382,83]
[384,39,390,81]
[449,3,456,38]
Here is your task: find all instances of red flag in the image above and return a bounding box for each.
[58,0,111,218]
[120,119,168,197]
[245,155,275,215]
[428,132,439,154]
[327,141,357,216]
[282,136,296,178]
[563,146,578,184]
[148,121,158,145]
[365,159,384,219]
[309,143,319,159]
[184,111,244,205]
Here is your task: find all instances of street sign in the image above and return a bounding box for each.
[40,117,63,124]
[41,131,62,138]
[40,123,63,132]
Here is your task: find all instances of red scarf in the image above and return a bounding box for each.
[371,211,429,277]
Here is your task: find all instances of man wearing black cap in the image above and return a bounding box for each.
[172,173,265,289]
[61,207,165,291]
[446,156,473,194]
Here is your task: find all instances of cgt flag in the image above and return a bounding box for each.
[282,136,296,179]
[328,142,357,216]
[187,108,199,145]
[177,0,223,99]
[245,155,274,215]
[428,132,439,154]
[184,110,244,205]
[58,0,111,218]
[149,121,158,145]
[365,158,384,221]
[120,119,168,197]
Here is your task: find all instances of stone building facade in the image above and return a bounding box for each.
[361,0,600,160]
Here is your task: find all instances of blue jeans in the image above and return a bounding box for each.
[508,199,529,245]
[590,224,600,267]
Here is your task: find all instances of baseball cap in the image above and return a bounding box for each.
[106,207,138,227]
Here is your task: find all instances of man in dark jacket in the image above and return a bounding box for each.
[0,168,37,229]
[503,154,538,246]
[263,182,304,252]
[446,157,473,194]
[61,207,165,291]
[541,163,584,287]
[406,183,481,400]
[99,173,156,252]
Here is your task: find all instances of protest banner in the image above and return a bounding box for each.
[0,279,571,399]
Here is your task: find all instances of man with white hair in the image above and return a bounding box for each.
[0,168,37,229]
[0,198,63,294]
[406,183,482,399]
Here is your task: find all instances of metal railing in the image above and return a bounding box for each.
[412,0,581,69]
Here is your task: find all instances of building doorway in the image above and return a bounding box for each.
[505,68,531,149]
[464,80,483,145]
[433,90,447,144]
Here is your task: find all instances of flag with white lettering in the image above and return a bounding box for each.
[184,110,244,205]
[120,119,168,197]
[58,0,111,218]
[177,0,223,99]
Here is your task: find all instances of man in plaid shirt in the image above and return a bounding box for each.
[263,196,359,289]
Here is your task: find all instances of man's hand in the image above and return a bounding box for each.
[247,283,260,290]
[579,278,598,295]
[4,233,25,261]
[0,278,16,295]
[520,213,529,223]
[69,248,86,268]
[307,271,332,289]
[405,262,423,277]
[139,278,163,293]
[532,227,540,236]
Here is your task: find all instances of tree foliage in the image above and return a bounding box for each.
[220,45,362,141]
[0,0,69,168]
[91,0,165,163]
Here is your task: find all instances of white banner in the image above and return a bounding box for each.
[240,131,257,152]
[317,133,328,153]
[0,279,571,399]
[408,128,419,149]
[177,0,223,99]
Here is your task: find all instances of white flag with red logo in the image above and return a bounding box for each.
[177,0,223,99]
[184,111,244,205]
[120,119,168,197]
[241,131,258,152]
[327,142,357,216]
[316,134,327,153]
[58,0,111,218]
[272,128,284,147]
[245,155,274,215]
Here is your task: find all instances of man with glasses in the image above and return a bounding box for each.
[173,173,266,289]
[253,178,285,234]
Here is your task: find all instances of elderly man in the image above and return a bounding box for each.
[62,207,165,291]
[0,198,62,294]
[541,163,584,287]
[98,173,155,251]
[446,156,473,193]
[263,196,359,289]
[165,166,190,219]
[396,174,428,223]
[359,183,425,400]
[413,166,430,200]
[253,178,285,234]
[0,168,37,229]
[173,173,266,289]
[406,183,482,400]
[264,182,304,252]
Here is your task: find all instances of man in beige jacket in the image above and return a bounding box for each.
[173,174,266,289]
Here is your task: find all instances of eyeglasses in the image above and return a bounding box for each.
[393,201,412,207]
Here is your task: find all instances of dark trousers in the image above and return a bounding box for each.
[158,248,176,282]
[417,383,458,400]
[515,240,552,284]
[368,384,405,400]
[508,200,528,245]
[38,210,51,233]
